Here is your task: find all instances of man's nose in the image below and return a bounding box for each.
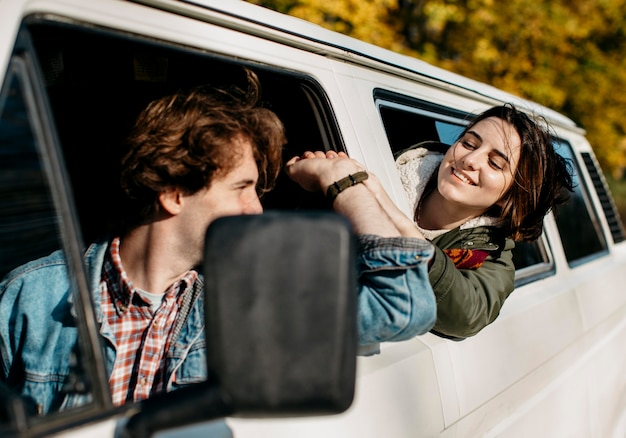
[243,194,263,214]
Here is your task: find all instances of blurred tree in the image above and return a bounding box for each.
[249,0,626,178]
[395,0,626,177]
[247,0,407,51]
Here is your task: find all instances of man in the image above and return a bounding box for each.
[0,70,285,414]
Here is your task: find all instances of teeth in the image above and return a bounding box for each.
[453,169,474,185]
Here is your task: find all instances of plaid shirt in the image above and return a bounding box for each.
[100,237,198,406]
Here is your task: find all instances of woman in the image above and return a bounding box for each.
[286,104,573,342]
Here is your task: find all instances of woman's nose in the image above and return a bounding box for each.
[461,149,481,170]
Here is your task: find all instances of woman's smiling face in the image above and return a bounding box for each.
[437,116,522,217]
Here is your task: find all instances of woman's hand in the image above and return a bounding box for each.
[284,150,424,239]
[285,150,364,193]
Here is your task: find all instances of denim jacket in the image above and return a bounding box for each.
[0,235,435,414]
[356,234,436,346]
[0,241,207,415]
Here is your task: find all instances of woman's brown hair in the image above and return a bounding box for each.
[470,104,574,242]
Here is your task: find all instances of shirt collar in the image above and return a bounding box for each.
[104,237,198,314]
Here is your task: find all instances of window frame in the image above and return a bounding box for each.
[0,31,114,434]
[2,12,346,432]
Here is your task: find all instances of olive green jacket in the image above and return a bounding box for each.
[429,226,515,340]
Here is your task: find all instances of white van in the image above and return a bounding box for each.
[1,1,625,437]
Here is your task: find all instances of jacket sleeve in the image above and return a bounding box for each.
[356,235,437,346]
[0,254,73,387]
[428,238,516,340]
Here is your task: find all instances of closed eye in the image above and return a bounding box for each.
[461,131,482,149]
[489,158,504,170]
[232,179,257,190]
[462,140,477,150]
[489,150,510,171]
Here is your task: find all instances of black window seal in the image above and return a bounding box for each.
[374,88,470,122]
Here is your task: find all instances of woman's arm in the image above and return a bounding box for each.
[285,151,424,238]
[428,236,516,339]
[285,151,403,237]
[361,172,425,239]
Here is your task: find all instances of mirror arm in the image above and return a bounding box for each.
[122,382,232,438]
[0,381,28,435]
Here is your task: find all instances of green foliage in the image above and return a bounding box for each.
[249,0,626,180]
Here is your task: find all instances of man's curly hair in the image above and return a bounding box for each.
[120,69,285,228]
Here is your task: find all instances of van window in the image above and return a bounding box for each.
[0,14,342,423]
[375,93,553,282]
[376,97,465,156]
[553,140,608,266]
[26,19,339,240]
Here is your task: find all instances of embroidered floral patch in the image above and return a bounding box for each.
[443,248,489,269]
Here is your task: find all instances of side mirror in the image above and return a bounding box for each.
[124,211,357,436]
[204,211,357,416]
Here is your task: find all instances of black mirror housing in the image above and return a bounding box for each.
[203,211,357,416]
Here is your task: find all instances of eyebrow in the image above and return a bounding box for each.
[466,130,510,163]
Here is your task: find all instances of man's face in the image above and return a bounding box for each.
[179,135,262,264]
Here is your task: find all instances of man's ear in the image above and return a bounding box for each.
[158,188,184,215]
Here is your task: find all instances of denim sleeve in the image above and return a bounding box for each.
[356,235,436,346]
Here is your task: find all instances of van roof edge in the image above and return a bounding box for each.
[143,0,579,130]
